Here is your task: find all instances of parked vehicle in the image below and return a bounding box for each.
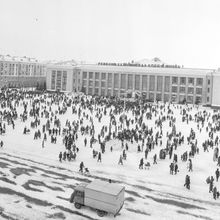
[70,179,125,217]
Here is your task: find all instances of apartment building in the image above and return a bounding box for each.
[0,55,46,88]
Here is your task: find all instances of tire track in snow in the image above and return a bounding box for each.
[0,151,211,216]
[0,186,98,220]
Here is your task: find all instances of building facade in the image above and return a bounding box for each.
[46,64,81,92]
[0,55,46,88]
[47,63,217,106]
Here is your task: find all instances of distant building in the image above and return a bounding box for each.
[0,55,46,88]
[46,58,219,106]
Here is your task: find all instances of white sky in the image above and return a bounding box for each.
[0,0,219,68]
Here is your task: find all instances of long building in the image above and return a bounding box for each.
[46,60,220,107]
[0,55,46,88]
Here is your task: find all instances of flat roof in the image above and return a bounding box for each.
[86,179,124,196]
[78,64,214,76]
[0,55,39,63]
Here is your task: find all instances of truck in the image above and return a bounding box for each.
[69,179,125,217]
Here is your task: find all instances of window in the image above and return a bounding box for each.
[107,73,112,88]
[83,72,87,79]
[120,90,125,97]
[196,96,201,103]
[208,79,210,85]
[95,81,99,87]
[188,78,194,85]
[51,70,56,90]
[135,75,140,90]
[89,72,93,79]
[89,81,93,87]
[179,95,186,103]
[149,93,154,101]
[107,89,112,96]
[171,94,177,102]
[142,75,148,91]
[172,86,178,93]
[127,74,133,90]
[164,76,170,92]
[196,88,202,95]
[156,93,162,101]
[180,77,186,85]
[101,89,105,96]
[101,81,105,88]
[196,78,203,86]
[208,88,210,93]
[179,87,186,93]
[88,88,93,95]
[207,97,210,102]
[149,75,155,91]
[101,72,106,80]
[172,77,178,84]
[121,74,126,89]
[56,71,62,90]
[114,74,119,88]
[164,94,170,102]
[95,72,99,80]
[157,76,163,91]
[113,89,118,96]
[62,71,67,91]
[94,88,99,95]
[188,87,194,94]
[76,191,83,197]
[187,96,193,103]
[82,80,87,86]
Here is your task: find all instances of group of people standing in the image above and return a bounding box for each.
[0,87,220,200]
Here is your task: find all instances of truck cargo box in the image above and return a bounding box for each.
[84,179,125,214]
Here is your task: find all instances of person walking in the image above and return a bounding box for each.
[213,186,217,200]
[184,175,190,190]
[174,163,178,175]
[209,176,214,193]
[153,154,157,164]
[59,152,62,162]
[216,168,220,182]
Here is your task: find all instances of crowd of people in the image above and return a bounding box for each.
[0,87,220,200]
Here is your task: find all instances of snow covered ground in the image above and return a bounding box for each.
[0,94,220,220]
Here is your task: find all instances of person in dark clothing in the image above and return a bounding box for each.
[209,176,214,193]
[213,186,217,200]
[174,163,178,175]
[145,148,148,159]
[217,156,220,166]
[184,175,190,190]
[170,162,174,175]
[139,158,144,169]
[63,151,67,161]
[216,168,220,182]
[153,154,157,164]
[84,138,87,147]
[79,161,84,173]
[59,152,62,162]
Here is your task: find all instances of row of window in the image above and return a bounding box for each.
[82,72,204,87]
[172,86,202,95]
[86,85,203,98]
[83,77,203,95]
[85,87,202,103]
[0,62,45,76]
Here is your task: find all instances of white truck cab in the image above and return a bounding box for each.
[70,180,125,217]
